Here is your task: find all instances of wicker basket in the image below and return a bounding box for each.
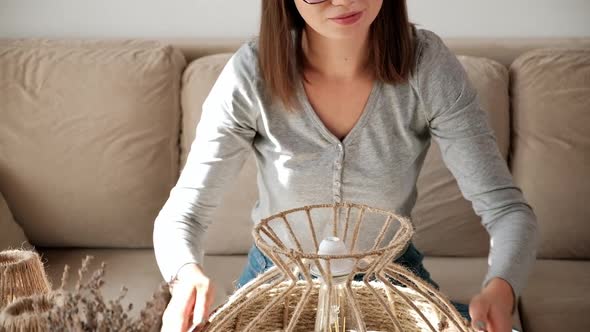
[0,250,51,310]
[0,293,55,332]
[202,202,476,332]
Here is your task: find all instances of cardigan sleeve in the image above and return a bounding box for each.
[415,28,539,311]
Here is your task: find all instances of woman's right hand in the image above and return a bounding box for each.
[161,263,215,332]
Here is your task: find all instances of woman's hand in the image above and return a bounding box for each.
[161,263,215,332]
[468,277,515,332]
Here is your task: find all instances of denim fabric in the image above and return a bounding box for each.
[235,242,476,323]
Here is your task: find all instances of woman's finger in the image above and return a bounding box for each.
[204,283,216,319]
[192,279,212,326]
[182,286,197,330]
[469,293,491,331]
[163,283,196,332]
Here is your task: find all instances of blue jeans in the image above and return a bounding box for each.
[236,242,475,325]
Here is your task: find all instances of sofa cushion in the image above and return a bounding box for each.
[40,248,247,314]
[412,56,511,257]
[517,259,590,332]
[0,191,29,250]
[509,48,590,259]
[0,39,186,247]
[181,54,257,255]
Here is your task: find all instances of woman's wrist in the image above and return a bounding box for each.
[169,262,203,292]
[176,262,204,278]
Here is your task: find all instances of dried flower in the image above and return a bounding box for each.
[44,255,171,331]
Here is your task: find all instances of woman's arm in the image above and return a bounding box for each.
[415,29,540,313]
[153,42,261,283]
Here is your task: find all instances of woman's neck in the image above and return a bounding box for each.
[301,27,371,81]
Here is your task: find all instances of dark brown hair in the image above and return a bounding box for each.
[258,0,418,110]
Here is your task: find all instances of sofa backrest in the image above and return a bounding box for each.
[509,48,590,259]
[0,39,186,248]
[1,36,588,255]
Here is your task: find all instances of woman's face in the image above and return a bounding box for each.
[294,0,383,40]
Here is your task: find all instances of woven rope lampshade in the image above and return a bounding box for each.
[0,250,51,309]
[203,202,476,332]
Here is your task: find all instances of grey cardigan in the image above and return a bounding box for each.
[153,28,539,301]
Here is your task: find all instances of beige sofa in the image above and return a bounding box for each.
[1,35,589,332]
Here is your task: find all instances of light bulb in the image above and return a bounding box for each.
[312,237,364,332]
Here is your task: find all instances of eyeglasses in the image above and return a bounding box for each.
[303,0,328,4]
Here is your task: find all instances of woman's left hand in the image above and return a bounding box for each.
[468,277,515,332]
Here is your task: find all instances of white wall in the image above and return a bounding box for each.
[1,0,589,39]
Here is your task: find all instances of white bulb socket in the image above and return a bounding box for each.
[310,236,355,277]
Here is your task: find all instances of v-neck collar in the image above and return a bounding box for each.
[296,76,382,145]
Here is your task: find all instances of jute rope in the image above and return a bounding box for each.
[203,202,476,332]
[0,250,51,310]
[206,279,469,332]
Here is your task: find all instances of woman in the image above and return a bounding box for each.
[154,1,538,331]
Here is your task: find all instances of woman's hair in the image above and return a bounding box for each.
[258,0,418,110]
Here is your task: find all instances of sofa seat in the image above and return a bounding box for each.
[39,249,247,315]
[40,249,526,330]
[517,259,590,332]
